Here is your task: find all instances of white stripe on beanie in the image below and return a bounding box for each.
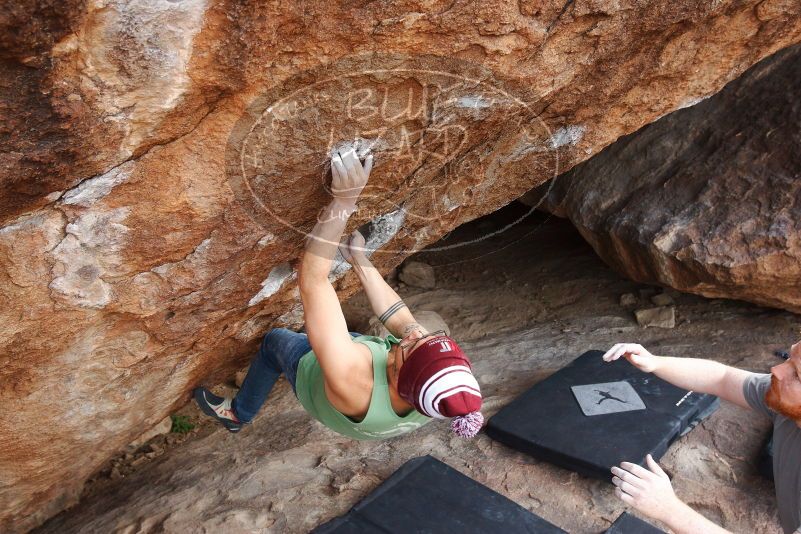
[419,365,481,419]
[418,366,472,417]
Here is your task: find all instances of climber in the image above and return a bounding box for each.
[602,340,801,534]
[193,147,483,440]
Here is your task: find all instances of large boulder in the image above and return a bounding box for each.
[537,43,801,313]
[1,1,800,531]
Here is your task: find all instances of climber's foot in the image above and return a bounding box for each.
[193,387,243,433]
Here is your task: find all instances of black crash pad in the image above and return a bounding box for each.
[605,512,665,533]
[486,350,719,481]
[313,455,566,533]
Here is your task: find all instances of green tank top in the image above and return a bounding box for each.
[295,334,431,440]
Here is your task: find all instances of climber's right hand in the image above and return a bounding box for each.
[330,148,373,206]
[338,230,368,266]
[602,343,659,373]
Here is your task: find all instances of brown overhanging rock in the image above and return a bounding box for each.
[536,43,801,313]
[1,1,800,531]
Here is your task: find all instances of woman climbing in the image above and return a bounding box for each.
[194,147,483,439]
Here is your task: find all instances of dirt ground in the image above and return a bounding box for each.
[38,203,796,533]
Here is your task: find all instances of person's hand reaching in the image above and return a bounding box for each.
[330,148,373,206]
[611,455,683,525]
[602,343,659,373]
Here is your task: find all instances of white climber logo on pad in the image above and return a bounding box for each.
[571,381,646,416]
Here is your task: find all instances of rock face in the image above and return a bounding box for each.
[1,1,800,531]
[538,43,801,313]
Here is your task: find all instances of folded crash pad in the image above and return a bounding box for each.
[486,350,719,481]
[313,455,566,533]
[605,512,665,533]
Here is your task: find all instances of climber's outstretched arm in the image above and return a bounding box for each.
[339,230,425,340]
[299,149,374,383]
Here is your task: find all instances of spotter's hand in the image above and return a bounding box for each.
[602,343,658,373]
[330,148,373,205]
[611,455,680,524]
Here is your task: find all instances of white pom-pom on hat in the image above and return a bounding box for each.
[450,411,484,438]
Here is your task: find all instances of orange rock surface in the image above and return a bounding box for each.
[1,1,799,531]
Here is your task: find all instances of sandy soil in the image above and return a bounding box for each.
[38,203,796,533]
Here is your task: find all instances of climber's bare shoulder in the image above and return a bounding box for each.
[300,265,373,416]
[323,343,374,418]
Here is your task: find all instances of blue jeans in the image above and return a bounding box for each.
[232,328,362,423]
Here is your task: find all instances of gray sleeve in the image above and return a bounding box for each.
[742,373,774,419]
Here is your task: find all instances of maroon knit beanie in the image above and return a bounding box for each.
[397,335,483,438]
